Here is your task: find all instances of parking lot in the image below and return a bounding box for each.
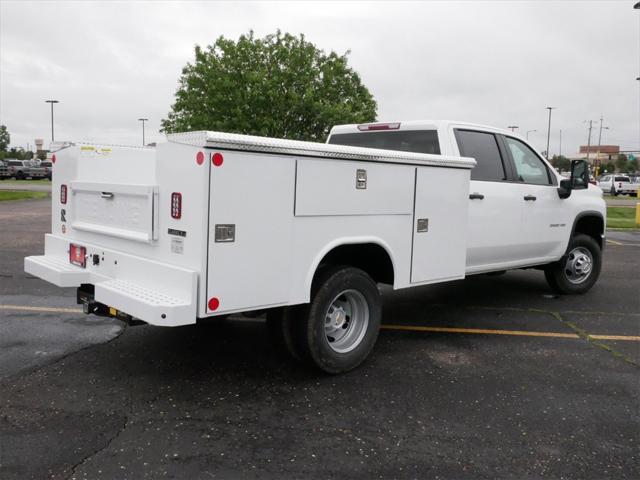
[1,196,638,479]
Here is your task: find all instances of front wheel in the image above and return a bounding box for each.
[544,234,602,294]
[296,266,382,374]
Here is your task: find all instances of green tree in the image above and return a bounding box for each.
[551,154,570,172]
[0,125,9,151]
[614,153,628,172]
[627,158,638,173]
[602,161,616,174]
[162,31,377,141]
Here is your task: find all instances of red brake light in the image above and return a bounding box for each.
[69,244,86,268]
[357,122,401,131]
[60,184,67,204]
[171,192,182,219]
[52,154,56,163]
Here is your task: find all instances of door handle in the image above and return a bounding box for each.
[524,195,537,201]
[469,193,485,200]
[100,192,114,199]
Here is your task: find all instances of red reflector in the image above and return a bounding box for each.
[60,184,67,204]
[208,297,220,311]
[212,152,224,167]
[196,151,205,165]
[357,122,401,131]
[171,192,182,219]
[52,154,56,163]
[69,244,86,268]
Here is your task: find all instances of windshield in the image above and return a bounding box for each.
[328,130,441,155]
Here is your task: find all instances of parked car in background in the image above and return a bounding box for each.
[627,175,639,196]
[0,160,9,179]
[597,174,635,196]
[5,160,47,180]
[41,161,53,180]
[28,160,47,180]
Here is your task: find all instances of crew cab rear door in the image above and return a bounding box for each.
[453,128,525,271]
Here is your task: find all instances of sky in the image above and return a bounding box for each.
[1,0,639,156]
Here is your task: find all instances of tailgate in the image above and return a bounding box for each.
[70,181,159,243]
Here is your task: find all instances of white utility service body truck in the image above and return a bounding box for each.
[25,121,605,373]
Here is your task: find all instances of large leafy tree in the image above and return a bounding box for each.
[0,125,10,151]
[162,31,377,141]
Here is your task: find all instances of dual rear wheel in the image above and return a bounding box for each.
[267,266,381,374]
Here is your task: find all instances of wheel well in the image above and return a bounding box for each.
[574,214,604,248]
[316,243,394,285]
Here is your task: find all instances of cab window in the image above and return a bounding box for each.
[454,130,506,181]
[504,137,551,185]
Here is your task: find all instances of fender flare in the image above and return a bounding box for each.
[302,236,398,301]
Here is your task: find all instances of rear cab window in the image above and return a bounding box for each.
[327,130,441,155]
[454,130,506,182]
[614,176,630,182]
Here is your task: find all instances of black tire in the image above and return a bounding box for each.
[16,171,25,180]
[294,266,381,374]
[266,306,306,362]
[544,234,602,294]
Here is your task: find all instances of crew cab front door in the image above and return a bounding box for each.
[502,135,569,261]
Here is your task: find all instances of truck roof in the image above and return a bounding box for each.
[330,120,520,137]
[167,130,476,169]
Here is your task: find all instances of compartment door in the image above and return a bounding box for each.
[70,182,158,243]
[411,168,469,283]
[206,152,295,313]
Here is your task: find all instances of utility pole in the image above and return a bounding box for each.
[526,129,536,140]
[559,129,562,157]
[595,115,609,177]
[507,125,518,132]
[585,120,595,164]
[138,118,148,146]
[45,100,59,142]
[545,107,556,160]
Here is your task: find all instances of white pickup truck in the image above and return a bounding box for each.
[597,174,638,196]
[25,121,606,373]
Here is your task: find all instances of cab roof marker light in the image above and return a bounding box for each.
[357,122,401,131]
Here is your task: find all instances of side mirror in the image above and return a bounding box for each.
[558,160,590,199]
[570,160,589,190]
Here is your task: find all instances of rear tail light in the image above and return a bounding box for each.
[357,122,401,131]
[69,244,86,268]
[60,184,67,204]
[171,192,182,219]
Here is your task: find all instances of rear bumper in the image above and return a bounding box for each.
[25,234,198,327]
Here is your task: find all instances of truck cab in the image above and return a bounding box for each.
[328,120,605,284]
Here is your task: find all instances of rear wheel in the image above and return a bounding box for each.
[544,234,601,294]
[16,171,25,180]
[295,266,382,374]
[266,306,305,362]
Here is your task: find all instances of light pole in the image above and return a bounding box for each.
[545,107,556,160]
[138,118,148,146]
[45,100,59,142]
[507,125,518,132]
[526,129,536,140]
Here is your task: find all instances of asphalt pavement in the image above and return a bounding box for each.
[1,197,638,480]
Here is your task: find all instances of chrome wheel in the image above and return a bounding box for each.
[324,289,369,354]
[564,247,593,284]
